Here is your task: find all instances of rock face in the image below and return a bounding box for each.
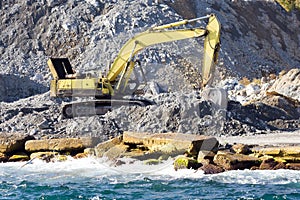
[0,0,299,140]
[268,68,300,103]
[226,98,300,134]
[0,74,48,102]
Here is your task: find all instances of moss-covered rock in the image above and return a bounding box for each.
[55,155,68,162]
[174,156,201,170]
[254,146,300,161]
[8,152,29,162]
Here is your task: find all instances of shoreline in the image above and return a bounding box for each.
[1,130,300,174]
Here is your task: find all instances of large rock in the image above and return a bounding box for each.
[123,132,219,156]
[213,151,260,170]
[94,136,122,157]
[25,137,102,152]
[261,95,300,120]
[199,163,224,174]
[259,158,286,170]
[268,68,300,103]
[102,144,129,160]
[0,133,34,153]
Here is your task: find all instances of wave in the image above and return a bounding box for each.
[1,157,300,185]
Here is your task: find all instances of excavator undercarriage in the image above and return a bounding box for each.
[61,98,153,118]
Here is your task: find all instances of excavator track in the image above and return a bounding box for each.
[62,98,154,118]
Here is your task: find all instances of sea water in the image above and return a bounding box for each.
[1,157,300,200]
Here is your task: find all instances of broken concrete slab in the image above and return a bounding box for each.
[123,131,219,156]
[25,137,102,152]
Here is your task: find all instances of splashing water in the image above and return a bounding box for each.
[1,158,300,199]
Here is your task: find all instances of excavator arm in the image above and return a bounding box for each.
[107,14,220,92]
[202,14,221,87]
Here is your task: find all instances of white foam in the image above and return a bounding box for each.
[208,169,300,185]
[1,159,300,185]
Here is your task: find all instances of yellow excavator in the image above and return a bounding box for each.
[48,14,221,118]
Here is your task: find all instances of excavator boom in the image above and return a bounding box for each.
[107,14,220,90]
[107,27,207,81]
